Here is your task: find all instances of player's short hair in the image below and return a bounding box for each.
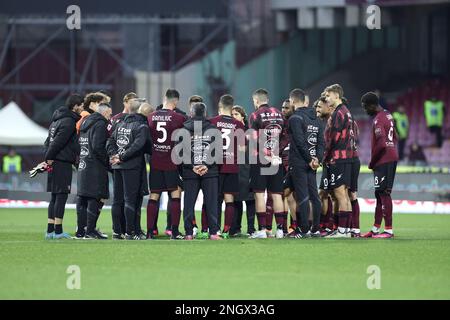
[283,99,290,104]
[313,99,320,109]
[189,95,203,105]
[319,96,327,103]
[325,84,344,98]
[219,94,234,109]
[123,92,138,103]
[97,103,112,114]
[289,88,306,103]
[361,92,379,107]
[129,99,142,114]
[99,90,111,99]
[65,93,84,111]
[138,102,155,116]
[165,89,180,100]
[83,92,105,111]
[252,88,269,102]
[192,103,206,117]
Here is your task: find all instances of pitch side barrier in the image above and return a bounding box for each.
[1,168,450,213]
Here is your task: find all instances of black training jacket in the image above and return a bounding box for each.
[44,106,81,164]
[288,107,325,168]
[179,116,220,179]
[77,112,109,199]
[107,113,152,170]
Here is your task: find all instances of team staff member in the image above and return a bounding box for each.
[248,88,285,239]
[323,84,357,238]
[76,103,112,239]
[133,100,153,240]
[146,89,186,240]
[107,92,137,239]
[107,99,152,240]
[44,94,83,239]
[361,92,399,238]
[180,103,222,240]
[288,89,324,238]
[209,94,246,238]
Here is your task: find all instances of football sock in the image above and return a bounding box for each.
[47,223,54,233]
[256,212,266,230]
[338,211,350,233]
[351,199,360,229]
[146,199,158,233]
[55,224,63,234]
[275,212,286,229]
[223,202,234,233]
[380,193,393,231]
[169,198,181,234]
[374,193,383,226]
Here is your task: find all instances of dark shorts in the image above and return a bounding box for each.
[350,158,361,192]
[327,162,352,190]
[149,169,181,193]
[249,164,284,194]
[47,161,73,194]
[219,172,239,194]
[319,165,329,191]
[283,167,294,191]
[373,161,397,192]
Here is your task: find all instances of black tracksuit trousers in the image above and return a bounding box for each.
[183,176,219,236]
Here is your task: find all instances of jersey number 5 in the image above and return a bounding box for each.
[157,122,167,143]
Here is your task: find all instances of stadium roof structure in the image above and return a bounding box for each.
[0,102,48,146]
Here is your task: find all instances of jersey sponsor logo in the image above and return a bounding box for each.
[307,133,318,145]
[116,135,129,148]
[263,124,282,137]
[78,159,86,170]
[80,146,89,158]
[192,141,211,154]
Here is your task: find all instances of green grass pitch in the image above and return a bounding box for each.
[0,208,449,299]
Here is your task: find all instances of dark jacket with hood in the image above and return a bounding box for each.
[44,106,81,164]
[77,112,109,199]
[179,116,220,179]
[288,106,325,168]
[106,113,152,170]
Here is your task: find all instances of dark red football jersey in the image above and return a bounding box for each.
[148,108,186,171]
[249,104,285,164]
[369,109,399,169]
[209,115,245,173]
[323,103,358,164]
[107,112,126,136]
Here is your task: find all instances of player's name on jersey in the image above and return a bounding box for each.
[152,114,173,121]
[216,121,237,129]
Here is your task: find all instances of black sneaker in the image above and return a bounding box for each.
[170,233,184,240]
[95,229,108,239]
[146,231,155,240]
[294,232,311,239]
[73,227,86,239]
[84,229,108,240]
[112,233,125,240]
[125,233,137,240]
[134,231,146,240]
